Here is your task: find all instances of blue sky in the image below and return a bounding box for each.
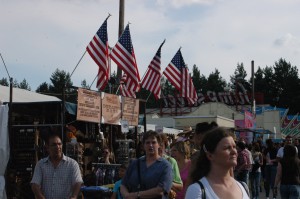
[1,0,300,90]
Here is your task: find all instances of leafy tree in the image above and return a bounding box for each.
[36,82,50,93]
[230,62,248,86]
[18,79,31,91]
[81,79,90,89]
[206,69,227,92]
[192,64,201,91]
[272,58,300,112]
[13,79,19,88]
[0,78,9,86]
[48,68,76,102]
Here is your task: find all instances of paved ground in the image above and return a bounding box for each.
[256,187,281,199]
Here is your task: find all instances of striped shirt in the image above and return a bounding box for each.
[31,154,83,199]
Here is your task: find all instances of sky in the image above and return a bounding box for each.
[1,0,300,91]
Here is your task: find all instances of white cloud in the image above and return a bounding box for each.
[274,33,300,48]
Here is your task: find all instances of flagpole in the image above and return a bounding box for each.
[70,50,87,79]
[146,92,152,102]
[115,85,121,95]
[89,74,98,90]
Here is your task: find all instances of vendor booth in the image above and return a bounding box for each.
[1,85,63,199]
[1,85,148,199]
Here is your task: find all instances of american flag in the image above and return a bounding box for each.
[182,66,198,105]
[110,24,140,92]
[119,73,136,98]
[141,40,165,99]
[86,17,110,90]
[163,48,198,105]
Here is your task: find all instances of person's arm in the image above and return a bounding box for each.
[170,157,183,192]
[274,162,282,196]
[69,182,82,199]
[121,186,164,199]
[31,183,46,199]
[120,184,139,199]
[172,182,183,192]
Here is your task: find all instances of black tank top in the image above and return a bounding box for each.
[280,160,300,185]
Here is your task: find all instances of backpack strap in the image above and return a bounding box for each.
[137,158,141,191]
[196,181,206,199]
[239,181,250,197]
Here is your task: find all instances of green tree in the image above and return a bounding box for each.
[36,82,50,93]
[48,68,76,102]
[18,79,31,91]
[272,58,300,112]
[13,79,19,87]
[0,78,9,86]
[81,79,90,89]
[230,62,248,86]
[206,69,227,92]
[192,64,201,91]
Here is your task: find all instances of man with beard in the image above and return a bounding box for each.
[31,134,83,199]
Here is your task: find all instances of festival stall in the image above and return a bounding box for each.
[1,85,63,199]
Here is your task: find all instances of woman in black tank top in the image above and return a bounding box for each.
[274,145,300,199]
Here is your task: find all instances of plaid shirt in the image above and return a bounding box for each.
[236,149,252,171]
[31,154,83,199]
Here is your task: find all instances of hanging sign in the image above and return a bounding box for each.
[101,93,121,125]
[121,120,129,133]
[77,88,101,123]
[122,97,139,126]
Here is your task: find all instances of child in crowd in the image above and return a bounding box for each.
[111,163,127,199]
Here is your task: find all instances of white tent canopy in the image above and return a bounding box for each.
[0,85,61,103]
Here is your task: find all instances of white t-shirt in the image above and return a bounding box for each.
[277,146,298,158]
[185,177,250,199]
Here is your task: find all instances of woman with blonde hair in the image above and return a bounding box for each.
[171,141,191,199]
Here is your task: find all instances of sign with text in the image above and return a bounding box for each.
[77,88,101,123]
[102,93,121,125]
[122,97,139,126]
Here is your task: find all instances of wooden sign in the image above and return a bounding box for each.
[77,88,101,123]
[122,97,139,126]
[101,93,121,125]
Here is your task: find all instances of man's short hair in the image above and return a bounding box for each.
[194,122,218,135]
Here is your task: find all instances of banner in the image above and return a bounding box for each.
[102,93,121,125]
[77,88,101,123]
[245,110,255,128]
[122,97,139,126]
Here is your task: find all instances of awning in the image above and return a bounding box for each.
[235,128,275,134]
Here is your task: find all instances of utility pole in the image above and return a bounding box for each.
[117,0,125,80]
[251,60,255,116]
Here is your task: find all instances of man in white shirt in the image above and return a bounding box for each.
[276,135,298,161]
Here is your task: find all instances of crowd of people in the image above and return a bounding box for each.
[30,124,300,199]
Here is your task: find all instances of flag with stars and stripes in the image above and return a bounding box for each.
[141,40,165,99]
[86,17,110,90]
[119,73,136,98]
[110,24,140,93]
[163,48,198,105]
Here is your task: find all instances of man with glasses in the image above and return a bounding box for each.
[31,134,83,199]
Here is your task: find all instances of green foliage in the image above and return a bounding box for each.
[18,79,31,91]
[0,78,9,86]
[36,82,50,93]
